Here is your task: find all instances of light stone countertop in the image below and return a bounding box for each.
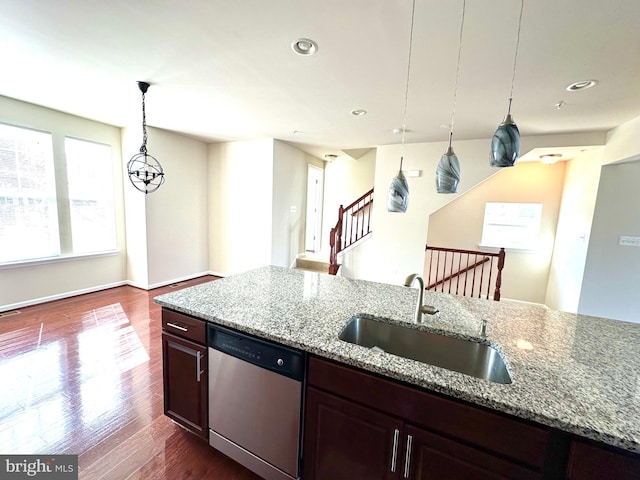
[154,265,640,454]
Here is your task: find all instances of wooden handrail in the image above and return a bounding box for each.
[344,188,374,212]
[425,245,506,301]
[329,188,373,275]
[351,199,373,216]
[426,256,490,290]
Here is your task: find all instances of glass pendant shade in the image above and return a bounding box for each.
[387,158,409,212]
[436,145,461,194]
[490,113,520,167]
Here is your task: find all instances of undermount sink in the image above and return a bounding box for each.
[338,315,512,384]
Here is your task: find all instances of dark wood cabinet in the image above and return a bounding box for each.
[304,356,554,479]
[304,387,402,480]
[567,440,640,480]
[404,424,542,480]
[161,309,208,439]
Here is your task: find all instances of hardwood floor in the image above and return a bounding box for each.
[0,278,261,480]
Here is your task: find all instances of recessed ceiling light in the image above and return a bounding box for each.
[565,79,599,92]
[439,124,451,129]
[350,109,367,117]
[291,38,318,56]
[392,127,410,135]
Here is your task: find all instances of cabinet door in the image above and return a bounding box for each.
[404,425,542,480]
[303,387,402,480]
[567,440,640,480]
[162,332,208,438]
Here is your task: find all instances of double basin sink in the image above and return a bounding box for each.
[338,314,512,384]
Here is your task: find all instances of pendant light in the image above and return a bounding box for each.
[127,81,165,194]
[490,0,524,167]
[436,0,466,194]
[387,0,416,213]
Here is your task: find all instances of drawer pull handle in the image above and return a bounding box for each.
[166,322,188,332]
[391,428,400,472]
[196,351,203,382]
[403,434,413,478]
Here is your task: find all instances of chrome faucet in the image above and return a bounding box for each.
[404,274,439,323]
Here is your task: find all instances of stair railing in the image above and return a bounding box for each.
[329,188,374,275]
[425,245,506,301]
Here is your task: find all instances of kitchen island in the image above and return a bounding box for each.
[154,265,640,477]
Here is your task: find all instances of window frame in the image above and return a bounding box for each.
[0,122,119,269]
[479,201,543,252]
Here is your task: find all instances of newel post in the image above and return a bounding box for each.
[493,247,506,301]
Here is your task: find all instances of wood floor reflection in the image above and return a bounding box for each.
[0,278,261,480]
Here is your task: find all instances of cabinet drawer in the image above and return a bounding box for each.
[162,309,206,344]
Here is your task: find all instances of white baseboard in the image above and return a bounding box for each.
[145,271,216,290]
[1,272,225,313]
[500,297,547,308]
[1,281,127,313]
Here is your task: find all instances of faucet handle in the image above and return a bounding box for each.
[480,319,488,337]
[420,305,439,315]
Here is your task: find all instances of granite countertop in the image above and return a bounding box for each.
[154,265,640,454]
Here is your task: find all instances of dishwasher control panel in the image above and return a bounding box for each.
[208,324,304,381]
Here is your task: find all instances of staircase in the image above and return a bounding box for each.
[329,188,374,275]
[294,253,331,273]
[425,245,506,301]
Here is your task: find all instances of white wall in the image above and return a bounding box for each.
[574,114,640,322]
[344,132,609,287]
[351,139,498,285]
[144,127,209,287]
[122,125,149,288]
[208,139,274,276]
[578,159,640,322]
[321,150,376,253]
[271,141,323,267]
[427,161,567,304]
[0,96,127,309]
[545,148,603,312]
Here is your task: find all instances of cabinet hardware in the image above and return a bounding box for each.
[403,434,413,478]
[166,322,188,332]
[196,351,203,382]
[391,428,400,472]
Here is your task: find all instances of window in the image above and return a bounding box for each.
[480,202,542,250]
[0,123,117,265]
[65,138,116,254]
[0,124,59,263]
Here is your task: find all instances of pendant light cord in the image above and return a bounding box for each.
[400,0,416,162]
[140,90,148,154]
[448,0,467,146]
[508,0,525,114]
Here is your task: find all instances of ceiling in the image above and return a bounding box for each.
[2,0,639,161]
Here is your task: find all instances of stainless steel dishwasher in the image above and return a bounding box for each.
[207,323,304,480]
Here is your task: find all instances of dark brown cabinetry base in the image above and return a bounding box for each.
[567,440,640,480]
[304,356,640,480]
[161,309,208,439]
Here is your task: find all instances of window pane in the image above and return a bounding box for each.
[65,138,116,254]
[0,124,59,263]
[481,202,542,250]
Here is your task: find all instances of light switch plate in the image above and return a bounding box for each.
[619,236,640,247]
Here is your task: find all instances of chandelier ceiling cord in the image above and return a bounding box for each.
[127,81,165,194]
